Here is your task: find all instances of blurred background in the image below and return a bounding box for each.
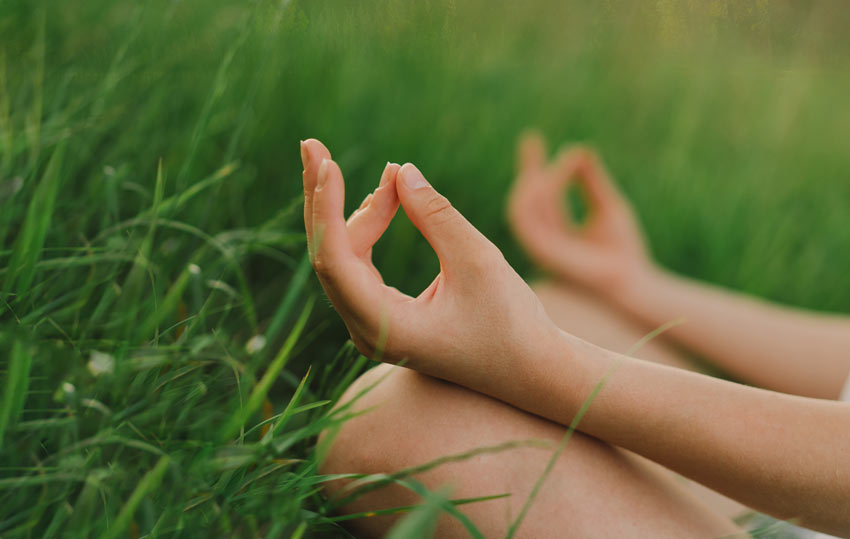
[1,0,849,536]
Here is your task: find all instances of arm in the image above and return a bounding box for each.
[517,330,850,536]
[299,138,850,535]
[612,267,850,399]
[508,132,850,399]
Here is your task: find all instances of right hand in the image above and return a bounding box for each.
[507,132,653,294]
[301,139,562,390]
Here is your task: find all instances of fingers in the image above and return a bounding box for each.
[347,163,401,257]
[549,147,584,189]
[300,141,416,355]
[309,155,399,311]
[543,147,586,228]
[517,130,547,178]
[301,139,332,247]
[311,158,351,269]
[572,148,626,213]
[516,131,546,187]
[509,134,558,247]
[544,145,629,225]
[510,130,548,216]
[396,163,495,278]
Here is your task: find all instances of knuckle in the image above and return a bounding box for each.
[467,243,505,274]
[424,195,456,225]
[311,253,334,275]
[351,329,393,363]
[482,245,507,269]
[350,334,376,358]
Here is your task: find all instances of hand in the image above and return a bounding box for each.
[507,132,653,294]
[300,139,560,389]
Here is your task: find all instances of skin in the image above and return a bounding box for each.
[508,133,850,399]
[322,364,742,538]
[300,137,850,536]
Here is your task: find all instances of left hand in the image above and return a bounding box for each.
[300,139,561,388]
[507,132,653,295]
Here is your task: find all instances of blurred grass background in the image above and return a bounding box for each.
[1,0,849,536]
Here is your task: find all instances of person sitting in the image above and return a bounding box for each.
[299,135,850,538]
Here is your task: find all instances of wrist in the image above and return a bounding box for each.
[602,261,667,312]
[510,325,603,424]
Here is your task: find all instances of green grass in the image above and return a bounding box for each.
[2,0,850,536]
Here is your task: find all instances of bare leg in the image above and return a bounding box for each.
[321,364,744,538]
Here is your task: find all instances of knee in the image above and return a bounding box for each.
[318,364,443,479]
[316,364,459,536]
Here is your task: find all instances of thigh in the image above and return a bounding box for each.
[320,364,744,538]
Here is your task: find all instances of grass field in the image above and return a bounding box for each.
[2,0,850,536]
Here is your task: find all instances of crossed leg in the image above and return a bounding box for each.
[320,281,747,537]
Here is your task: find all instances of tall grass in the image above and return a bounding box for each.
[1,0,849,536]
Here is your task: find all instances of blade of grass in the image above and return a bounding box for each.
[219,297,314,442]
[385,484,450,539]
[504,318,685,538]
[260,366,312,445]
[326,493,509,523]
[396,477,489,539]
[116,159,164,339]
[2,142,65,298]
[101,455,170,539]
[175,27,248,191]
[0,339,31,449]
[133,263,193,344]
[327,439,551,513]
[0,51,12,175]
[25,11,45,170]
[263,253,312,346]
[290,521,307,539]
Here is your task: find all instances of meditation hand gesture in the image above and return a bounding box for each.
[508,133,652,294]
[305,138,850,539]
[300,139,560,391]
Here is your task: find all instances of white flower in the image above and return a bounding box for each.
[88,351,115,376]
[245,335,266,354]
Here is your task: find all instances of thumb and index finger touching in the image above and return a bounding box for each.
[394,163,496,279]
[302,138,399,265]
[302,138,494,303]
[516,131,626,221]
[301,139,390,318]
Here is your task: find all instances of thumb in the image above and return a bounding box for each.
[396,163,493,276]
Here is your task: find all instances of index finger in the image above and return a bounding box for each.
[301,138,332,247]
[311,158,397,316]
[574,149,627,214]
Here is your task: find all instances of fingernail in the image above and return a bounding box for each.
[358,192,374,210]
[300,141,309,170]
[317,158,330,188]
[400,164,429,190]
[379,162,392,187]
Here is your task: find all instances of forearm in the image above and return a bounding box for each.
[605,266,850,399]
[501,331,850,535]
[302,138,850,532]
